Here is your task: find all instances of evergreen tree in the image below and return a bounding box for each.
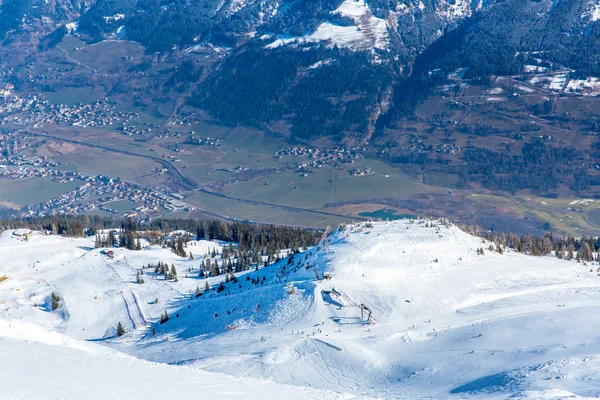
[51,292,61,310]
[117,322,125,337]
[108,230,116,247]
[176,237,186,257]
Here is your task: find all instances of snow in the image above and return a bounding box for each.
[582,2,600,22]
[436,0,473,20]
[266,0,389,51]
[65,21,78,34]
[565,77,600,96]
[549,73,568,91]
[228,0,252,15]
[321,0,389,50]
[311,23,383,51]
[524,65,548,73]
[593,5,600,21]
[3,220,600,399]
[103,14,125,23]
[0,321,348,400]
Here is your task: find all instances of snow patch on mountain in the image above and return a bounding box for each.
[266,0,389,51]
[324,0,389,50]
[582,1,600,21]
[435,0,473,20]
[65,21,78,34]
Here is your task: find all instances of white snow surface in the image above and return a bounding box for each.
[0,320,348,400]
[3,220,600,399]
[267,0,389,51]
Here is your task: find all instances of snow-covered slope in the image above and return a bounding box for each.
[2,220,600,399]
[0,320,349,400]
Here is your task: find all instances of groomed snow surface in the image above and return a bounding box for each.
[2,220,600,399]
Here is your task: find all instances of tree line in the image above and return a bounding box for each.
[0,215,320,257]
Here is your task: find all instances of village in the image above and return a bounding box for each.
[0,130,194,219]
[0,91,139,128]
[275,145,364,170]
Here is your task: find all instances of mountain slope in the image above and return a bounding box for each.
[145,219,600,398]
[0,320,350,400]
[3,222,600,398]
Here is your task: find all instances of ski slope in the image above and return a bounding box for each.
[0,320,350,400]
[2,220,600,399]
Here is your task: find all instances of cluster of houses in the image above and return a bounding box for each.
[350,167,374,176]
[24,176,190,218]
[183,134,220,147]
[117,123,153,136]
[275,145,363,170]
[0,162,64,181]
[0,84,14,98]
[403,139,461,155]
[0,94,139,128]
[436,143,461,154]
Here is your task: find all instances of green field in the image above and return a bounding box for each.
[358,208,416,220]
[185,191,349,228]
[0,177,81,207]
[223,159,441,208]
[587,208,600,227]
[103,199,139,214]
[43,85,106,106]
[56,146,161,182]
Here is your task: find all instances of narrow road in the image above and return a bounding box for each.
[21,130,365,224]
[194,188,367,222]
[22,130,196,189]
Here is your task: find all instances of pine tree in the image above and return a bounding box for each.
[160,310,169,324]
[117,322,125,337]
[213,259,220,276]
[195,286,201,298]
[108,230,116,247]
[51,292,61,310]
[176,237,186,257]
[205,281,210,292]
